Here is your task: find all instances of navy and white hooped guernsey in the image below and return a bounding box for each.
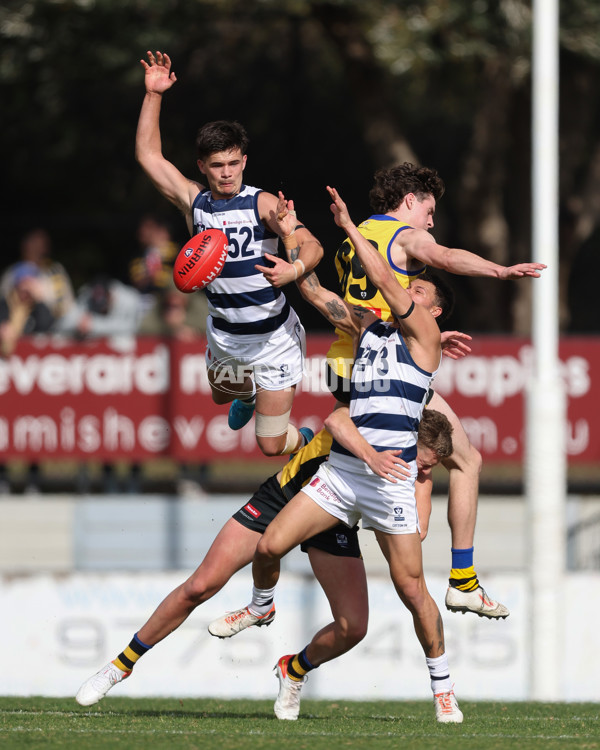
[329,319,439,476]
[191,184,291,336]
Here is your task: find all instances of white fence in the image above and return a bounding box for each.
[1,494,599,702]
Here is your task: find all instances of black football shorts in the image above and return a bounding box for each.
[233,474,361,558]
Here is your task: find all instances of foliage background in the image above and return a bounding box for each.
[2,0,600,333]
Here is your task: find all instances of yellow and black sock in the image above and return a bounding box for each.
[287,647,317,682]
[112,633,152,673]
[448,547,479,592]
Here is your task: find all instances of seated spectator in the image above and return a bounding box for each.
[1,228,75,323]
[0,262,55,357]
[138,280,208,341]
[55,274,144,339]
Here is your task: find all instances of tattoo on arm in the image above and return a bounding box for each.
[351,305,369,319]
[325,299,349,321]
[303,271,319,291]
[289,247,299,261]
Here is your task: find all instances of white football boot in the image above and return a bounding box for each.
[208,604,276,638]
[274,655,307,720]
[76,662,130,706]
[433,688,464,723]
[445,585,509,619]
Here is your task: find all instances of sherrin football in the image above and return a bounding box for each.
[173,229,229,293]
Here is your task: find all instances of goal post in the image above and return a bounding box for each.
[525,0,567,701]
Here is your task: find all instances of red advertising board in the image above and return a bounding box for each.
[0,335,596,463]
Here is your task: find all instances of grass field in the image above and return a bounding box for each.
[1,697,598,749]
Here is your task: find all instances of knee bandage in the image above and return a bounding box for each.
[255,410,292,438]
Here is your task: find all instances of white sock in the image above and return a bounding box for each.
[248,585,276,616]
[426,653,452,694]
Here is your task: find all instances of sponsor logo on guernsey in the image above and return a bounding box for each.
[244,503,261,519]
[223,218,251,227]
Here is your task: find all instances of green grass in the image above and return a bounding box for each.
[1,698,599,749]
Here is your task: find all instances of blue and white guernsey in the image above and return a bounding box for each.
[329,320,439,476]
[191,184,292,336]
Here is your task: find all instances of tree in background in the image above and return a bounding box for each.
[1,0,599,333]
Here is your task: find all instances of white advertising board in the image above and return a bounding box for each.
[2,572,531,702]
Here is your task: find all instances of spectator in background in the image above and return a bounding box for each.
[138,280,209,341]
[0,262,55,357]
[130,216,179,314]
[0,260,56,493]
[56,274,144,339]
[1,228,75,324]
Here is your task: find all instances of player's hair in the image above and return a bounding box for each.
[196,120,249,160]
[369,162,445,213]
[417,269,455,323]
[418,408,453,460]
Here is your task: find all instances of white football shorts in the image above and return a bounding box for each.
[205,308,306,391]
[301,460,420,535]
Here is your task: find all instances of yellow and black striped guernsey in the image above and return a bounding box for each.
[326,215,426,379]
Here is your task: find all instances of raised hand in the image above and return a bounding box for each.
[327,186,352,230]
[274,191,297,241]
[440,330,473,360]
[499,262,547,279]
[140,50,177,95]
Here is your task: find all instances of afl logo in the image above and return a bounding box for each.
[184,247,194,258]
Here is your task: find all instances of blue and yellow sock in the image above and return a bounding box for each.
[112,633,152,673]
[287,647,317,682]
[449,547,479,592]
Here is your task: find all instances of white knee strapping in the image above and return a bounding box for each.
[280,424,301,455]
[255,410,292,438]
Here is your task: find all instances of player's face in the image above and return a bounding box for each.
[406,279,441,317]
[197,148,247,199]
[408,194,436,230]
[416,445,439,471]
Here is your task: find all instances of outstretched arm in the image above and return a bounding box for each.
[398,228,547,280]
[135,51,202,227]
[324,406,411,483]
